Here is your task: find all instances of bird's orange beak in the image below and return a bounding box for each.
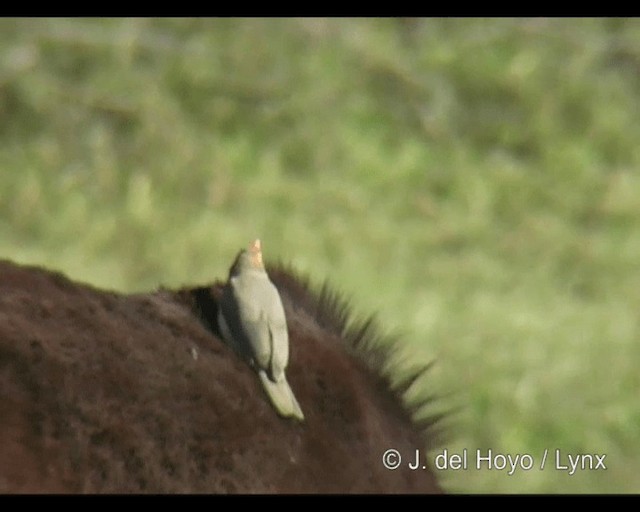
[249,239,263,268]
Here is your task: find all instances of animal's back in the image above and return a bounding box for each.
[0,259,443,493]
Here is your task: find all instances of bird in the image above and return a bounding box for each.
[217,239,304,421]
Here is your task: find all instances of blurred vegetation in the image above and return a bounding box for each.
[1,18,639,493]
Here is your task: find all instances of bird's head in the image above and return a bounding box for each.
[229,239,265,277]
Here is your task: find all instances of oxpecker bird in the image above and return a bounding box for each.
[217,239,304,421]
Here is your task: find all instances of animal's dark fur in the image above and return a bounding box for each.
[0,259,443,493]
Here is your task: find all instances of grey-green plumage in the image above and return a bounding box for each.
[217,239,304,421]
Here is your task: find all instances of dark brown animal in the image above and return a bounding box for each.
[0,258,444,493]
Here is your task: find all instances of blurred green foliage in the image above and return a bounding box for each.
[1,18,639,493]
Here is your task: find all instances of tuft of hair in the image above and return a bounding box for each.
[265,262,450,450]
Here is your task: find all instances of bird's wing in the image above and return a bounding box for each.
[232,278,273,371]
[266,296,289,380]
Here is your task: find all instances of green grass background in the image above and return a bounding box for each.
[1,18,639,493]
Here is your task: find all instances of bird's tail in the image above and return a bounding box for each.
[258,371,305,422]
